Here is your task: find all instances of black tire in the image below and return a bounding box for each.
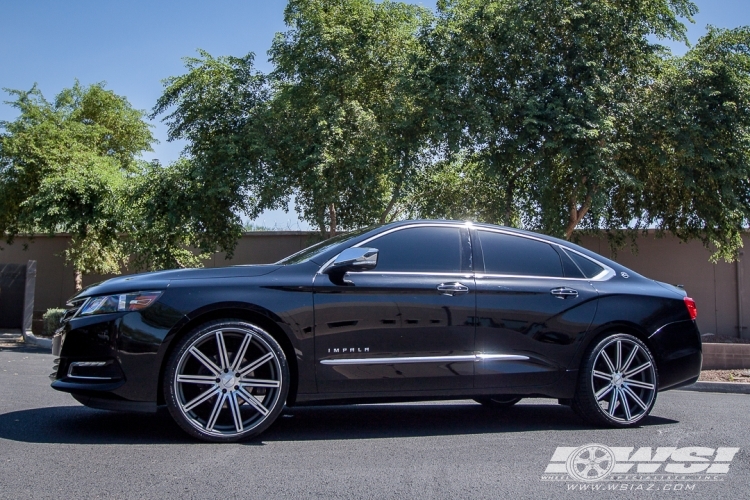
[163,319,289,442]
[474,396,522,408]
[572,333,658,428]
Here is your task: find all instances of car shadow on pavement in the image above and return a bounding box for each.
[0,401,678,445]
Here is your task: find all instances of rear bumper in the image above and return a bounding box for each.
[649,319,702,391]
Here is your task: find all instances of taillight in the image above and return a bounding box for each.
[684,297,697,320]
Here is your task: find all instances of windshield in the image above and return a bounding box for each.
[276,226,375,265]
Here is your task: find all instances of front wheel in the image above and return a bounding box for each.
[572,333,658,427]
[163,320,289,442]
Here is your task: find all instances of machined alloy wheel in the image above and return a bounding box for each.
[572,334,658,427]
[474,396,522,408]
[164,320,289,442]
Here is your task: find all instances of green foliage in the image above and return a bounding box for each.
[123,159,214,271]
[0,82,154,283]
[151,51,285,258]
[42,308,66,336]
[431,0,699,234]
[608,27,750,261]
[404,153,507,223]
[268,0,434,235]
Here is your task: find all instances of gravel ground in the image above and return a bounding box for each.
[701,335,750,344]
[699,369,750,383]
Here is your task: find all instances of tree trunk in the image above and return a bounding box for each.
[328,203,337,238]
[74,269,83,293]
[503,177,515,227]
[564,192,594,239]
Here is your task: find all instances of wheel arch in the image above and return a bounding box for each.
[570,321,657,372]
[157,304,300,407]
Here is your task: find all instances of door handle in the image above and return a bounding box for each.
[550,287,579,299]
[437,282,469,296]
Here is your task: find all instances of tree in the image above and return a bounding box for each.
[122,158,214,271]
[268,0,433,237]
[606,27,750,261]
[431,0,698,233]
[151,51,285,256]
[0,82,154,290]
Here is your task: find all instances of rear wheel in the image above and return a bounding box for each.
[164,320,289,442]
[474,396,522,408]
[572,333,657,427]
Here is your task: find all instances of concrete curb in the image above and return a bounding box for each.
[678,381,750,395]
[25,332,52,350]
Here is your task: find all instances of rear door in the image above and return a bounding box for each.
[313,224,476,393]
[473,229,600,390]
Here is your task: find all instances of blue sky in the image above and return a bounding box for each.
[1,0,748,229]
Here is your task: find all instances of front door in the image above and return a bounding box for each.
[314,224,476,393]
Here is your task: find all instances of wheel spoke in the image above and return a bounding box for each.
[595,384,614,401]
[240,378,281,388]
[183,386,220,412]
[625,361,652,378]
[619,389,632,421]
[593,370,612,381]
[228,392,243,432]
[238,387,269,416]
[621,344,639,373]
[231,333,253,372]
[623,378,655,390]
[238,352,275,377]
[600,350,616,374]
[177,374,217,384]
[622,385,649,410]
[216,331,230,370]
[608,388,618,416]
[189,347,221,375]
[206,392,227,431]
[615,341,622,371]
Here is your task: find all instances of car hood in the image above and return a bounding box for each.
[72,265,282,301]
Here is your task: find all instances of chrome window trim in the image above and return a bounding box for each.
[320,353,529,365]
[476,273,595,282]
[316,222,615,282]
[475,228,615,282]
[356,271,473,277]
[317,222,468,275]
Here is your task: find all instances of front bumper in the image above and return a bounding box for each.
[51,302,186,405]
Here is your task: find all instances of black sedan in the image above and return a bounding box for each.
[51,220,702,442]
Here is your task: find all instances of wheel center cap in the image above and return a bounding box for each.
[221,372,238,389]
[613,373,623,387]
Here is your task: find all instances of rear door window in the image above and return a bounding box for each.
[478,231,564,277]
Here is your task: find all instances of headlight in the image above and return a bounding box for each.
[78,291,163,316]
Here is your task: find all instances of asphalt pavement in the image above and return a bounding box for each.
[0,347,747,499]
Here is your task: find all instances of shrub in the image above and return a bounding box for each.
[42,308,66,336]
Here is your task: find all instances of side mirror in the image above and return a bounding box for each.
[324,247,379,276]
